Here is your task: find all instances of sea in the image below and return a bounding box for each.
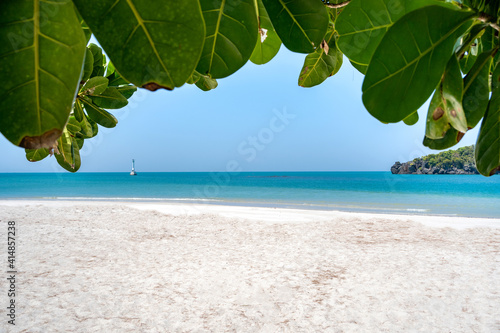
[0,172,499,218]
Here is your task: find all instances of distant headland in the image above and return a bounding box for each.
[391,146,480,175]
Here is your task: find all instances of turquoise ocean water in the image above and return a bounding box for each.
[0,172,499,218]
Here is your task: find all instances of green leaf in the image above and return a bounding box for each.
[89,117,99,137]
[73,99,85,123]
[484,0,499,16]
[403,111,419,126]
[78,114,94,139]
[262,0,329,54]
[463,48,495,129]
[105,61,116,77]
[197,0,258,78]
[76,9,92,44]
[362,5,475,123]
[90,87,128,109]
[475,60,500,176]
[0,0,86,148]
[457,23,486,73]
[25,148,50,162]
[425,55,467,139]
[73,0,206,90]
[116,85,137,99]
[66,116,81,135]
[336,0,437,66]
[80,98,118,128]
[250,0,281,65]
[82,48,94,83]
[479,26,496,53]
[75,137,84,150]
[186,71,199,85]
[108,70,130,87]
[55,129,81,172]
[195,73,218,92]
[423,128,464,150]
[88,43,105,78]
[460,51,479,75]
[81,77,109,96]
[298,27,343,87]
[350,60,367,74]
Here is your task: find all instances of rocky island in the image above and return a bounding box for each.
[391,146,479,175]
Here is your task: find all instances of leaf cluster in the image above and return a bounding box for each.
[25,44,137,172]
[333,0,500,176]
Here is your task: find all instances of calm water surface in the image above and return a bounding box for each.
[0,172,499,218]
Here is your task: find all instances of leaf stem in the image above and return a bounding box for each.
[324,1,350,9]
[478,13,500,32]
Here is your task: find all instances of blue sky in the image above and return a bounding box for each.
[0,47,479,173]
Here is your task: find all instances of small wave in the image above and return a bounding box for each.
[247,175,291,178]
[48,197,223,202]
[406,208,429,212]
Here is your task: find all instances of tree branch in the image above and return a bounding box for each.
[324,1,350,9]
[478,13,500,32]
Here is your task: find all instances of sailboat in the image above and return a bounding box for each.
[130,159,137,176]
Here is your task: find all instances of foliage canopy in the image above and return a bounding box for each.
[423,145,476,169]
[1,0,500,175]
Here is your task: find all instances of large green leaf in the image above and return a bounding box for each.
[425,55,467,139]
[336,0,437,66]
[262,0,329,54]
[197,0,258,78]
[462,48,495,129]
[475,61,500,176]
[73,0,206,90]
[362,6,475,123]
[298,26,343,87]
[350,60,367,74]
[76,9,92,44]
[0,0,86,148]
[250,0,281,65]
[403,111,419,126]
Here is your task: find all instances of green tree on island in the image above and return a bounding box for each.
[392,145,481,174]
[1,0,499,175]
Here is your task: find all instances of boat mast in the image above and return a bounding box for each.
[130,159,137,175]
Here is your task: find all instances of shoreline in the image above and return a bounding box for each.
[1,196,500,221]
[1,199,500,229]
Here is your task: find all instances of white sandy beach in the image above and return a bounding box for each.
[1,200,499,332]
